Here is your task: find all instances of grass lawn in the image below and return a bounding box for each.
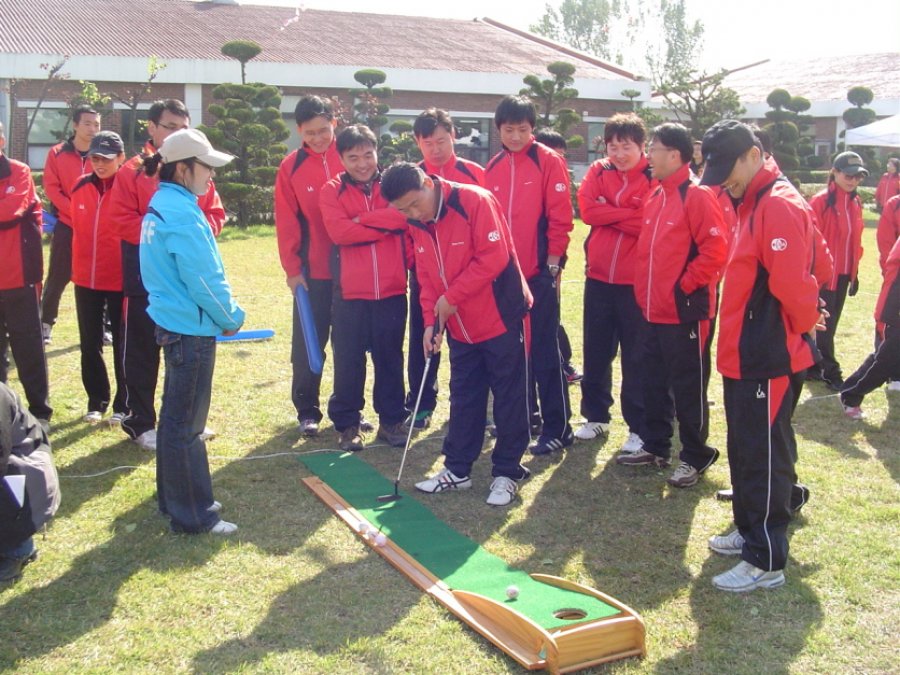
[2,217,897,674]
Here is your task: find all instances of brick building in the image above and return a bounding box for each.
[0,0,650,175]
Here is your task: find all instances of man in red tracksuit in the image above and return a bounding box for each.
[41,105,101,343]
[575,112,654,454]
[701,120,823,592]
[406,108,486,429]
[622,123,728,488]
[320,125,410,453]
[0,122,51,424]
[107,99,225,452]
[274,95,344,436]
[381,162,532,506]
[485,96,573,456]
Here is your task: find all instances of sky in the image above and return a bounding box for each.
[243,0,899,73]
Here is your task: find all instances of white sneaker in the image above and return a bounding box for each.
[200,426,216,441]
[712,560,785,592]
[619,432,644,454]
[708,529,744,556]
[486,476,518,506]
[108,412,126,427]
[574,421,609,440]
[209,520,238,535]
[415,468,472,494]
[887,380,900,392]
[134,429,157,451]
[209,501,222,513]
[83,411,103,424]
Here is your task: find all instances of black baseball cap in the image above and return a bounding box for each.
[88,131,124,158]
[832,151,868,177]
[699,120,757,186]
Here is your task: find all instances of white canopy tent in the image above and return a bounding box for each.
[845,114,900,147]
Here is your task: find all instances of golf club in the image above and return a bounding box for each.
[377,317,442,503]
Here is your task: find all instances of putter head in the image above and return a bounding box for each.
[376,493,402,503]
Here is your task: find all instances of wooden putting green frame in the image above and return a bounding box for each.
[303,476,646,673]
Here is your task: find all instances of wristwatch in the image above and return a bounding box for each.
[547,264,561,276]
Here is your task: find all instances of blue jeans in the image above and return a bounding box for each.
[155,328,219,533]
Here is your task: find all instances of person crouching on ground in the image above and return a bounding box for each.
[70,131,128,426]
[381,162,532,506]
[139,129,244,535]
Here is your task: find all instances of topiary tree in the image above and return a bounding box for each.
[351,69,392,135]
[763,87,801,173]
[221,40,262,85]
[379,119,422,165]
[521,61,584,148]
[200,82,289,227]
[841,85,881,176]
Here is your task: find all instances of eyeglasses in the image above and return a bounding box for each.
[158,122,188,132]
[841,172,865,182]
[195,159,215,170]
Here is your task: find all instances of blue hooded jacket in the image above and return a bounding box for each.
[139,182,244,336]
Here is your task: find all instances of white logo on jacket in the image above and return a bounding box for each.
[554,183,566,192]
[488,230,500,242]
[771,238,788,251]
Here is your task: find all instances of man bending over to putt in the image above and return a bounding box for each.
[381,162,532,506]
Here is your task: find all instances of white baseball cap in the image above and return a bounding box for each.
[159,128,234,167]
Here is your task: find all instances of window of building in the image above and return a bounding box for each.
[586,121,607,164]
[24,108,69,169]
[453,117,491,166]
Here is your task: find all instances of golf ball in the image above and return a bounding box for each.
[374,533,387,547]
[357,522,369,535]
[506,585,519,600]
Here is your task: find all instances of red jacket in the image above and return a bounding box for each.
[0,155,43,290]
[70,173,122,291]
[875,237,900,330]
[108,142,225,296]
[877,194,900,274]
[274,141,344,281]
[485,137,573,279]
[419,155,485,187]
[577,156,655,284]
[633,164,728,324]
[320,172,408,301]
[808,181,864,289]
[408,178,530,344]
[42,138,90,226]
[717,159,820,379]
[875,172,900,209]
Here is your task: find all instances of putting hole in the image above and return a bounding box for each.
[553,608,587,621]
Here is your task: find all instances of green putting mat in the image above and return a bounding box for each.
[301,453,620,631]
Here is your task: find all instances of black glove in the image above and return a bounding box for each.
[848,278,859,297]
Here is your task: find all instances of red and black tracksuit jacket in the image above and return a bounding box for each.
[108,142,225,296]
[577,156,655,284]
[876,237,900,332]
[70,173,122,291]
[485,137,573,279]
[634,164,728,324]
[406,178,530,344]
[0,155,43,290]
[717,159,821,380]
[877,194,900,274]
[275,141,344,280]
[419,155,485,187]
[875,171,900,209]
[42,138,90,226]
[320,172,409,301]
[809,181,864,290]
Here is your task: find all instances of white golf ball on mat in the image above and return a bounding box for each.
[506,585,519,599]
[374,532,387,547]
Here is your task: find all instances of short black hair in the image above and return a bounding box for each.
[534,129,567,151]
[73,105,99,124]
[381,162,427,202]
[294,95,334,126]
[651,123,694,164]
[494,95,536,129]
[604,112,646,146]
[336,124,377,155]
[148,99,189,125]
[746,124,773,155]
[414,108,454,138]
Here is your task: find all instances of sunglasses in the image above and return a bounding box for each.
[841,172,865,182]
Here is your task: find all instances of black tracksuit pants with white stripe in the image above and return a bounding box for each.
[724,373,802,572]
[442,321,530,480]
[121,293,160,440]
[526,272,572,441]
[0,285,51,420]
[639,320,717,469]
[841,323,900,407]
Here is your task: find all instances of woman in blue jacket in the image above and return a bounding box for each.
[139,129,244,535]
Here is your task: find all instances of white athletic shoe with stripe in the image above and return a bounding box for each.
[415,468,472,494]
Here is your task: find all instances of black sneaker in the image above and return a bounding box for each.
[529,412,543,437]
[299,418,319,437]
[0,550,38,583]
[824,377,844,392]
[791,484,810,513]
[530,429,574,456]
[563,362,583,384]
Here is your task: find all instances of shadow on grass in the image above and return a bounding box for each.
[654,555,823,674]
